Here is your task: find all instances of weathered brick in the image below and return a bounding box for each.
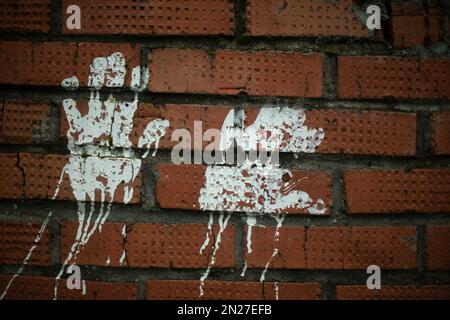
[338,56,450,100]
[305,110,416,156]
[61,221,236,268]
[149,49,324,97]
[147,280,320,300]
[61,0,234,36]
[0,275,138,300]
[431,111,450,155]
[245,226,306,269]
[0,153,23,199]
[344,169,450,214]
[0,42,140,87]
[427,226,450,270]
[306,227,417,269]
[19,153,141,204]
[0,275,53,300]
[0,0,51,32]
[246,0,369,38]
[336,285,450,300]
[0,101,52,144]
[156,163,332,214]
[0,220,51,266]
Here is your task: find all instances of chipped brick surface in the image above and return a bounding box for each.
[427,226,450,270]
[0,101,52,144]
[431,111,450,155]
[61,0,234,36]
[0,275,53,300]
[344,169,450,214]
[0,0,51,32]
[336,285,450,300]
[126,223,235,268]
[245,226,306,269]
[338,56,450,100]
[0,220,51,266]
[0,153,23,199]
[149,49,324,97]
[0,42,140,86]
[156,163,332,214]
[247,0,369,38]
[305,227,417,269]
[305,110,416,156]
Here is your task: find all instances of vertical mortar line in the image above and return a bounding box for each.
[50,101,61,146]
[321,280,336,300]
[50,218,61,267]
[138,278,147,300]
[416,111,432,158]
[233,0,247,37]
[323,53,338,100]
[235,215,246,275]
[417,225,427,275]
[51,0,62,35]
[141,159,158,211]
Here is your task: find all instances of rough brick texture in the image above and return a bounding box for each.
[337,285,450,300]
[61,0,234,36]
[344,169,450,214]
[0,275,138,300]
[0,42,140,87]
[339,56,450,100]
[0,221,51,266]
[156,163,332,214]
[246,0,369,38]
[149,49,324,97]
[147,280,321,300]
[0,0,51,32]
[427,226,450,270]
[61,221,236,268]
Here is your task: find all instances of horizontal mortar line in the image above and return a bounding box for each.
[1,147,450,169]
[1,266,449,285]
[0,202,449,226]
[1,87,450,110]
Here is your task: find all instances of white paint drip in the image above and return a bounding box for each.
[81,279,86,295]
[199,212,231,297]
[0,212,53,300]
[106,256,111,266]
[199,212,214,254]
[61,76,79,90]
[119,225,127,265]
[274,282,279,300]
[240,261,248,277]
[260,214,285,282]
[246,215,257,254]
[52,53,169,299]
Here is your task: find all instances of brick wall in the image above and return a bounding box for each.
[0,0,449,301]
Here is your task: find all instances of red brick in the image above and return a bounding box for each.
[338,56,450,100]
[147,280,262,300]
[147,280,320,300]
[263,282,321,300]
[336,285,450,300]
[0,153,23,199]
[0,42,140,87]
[0,275,53,300]
[0,0,51,32]
[0,101,52,144]
[431,111,450,155]
[306,227,417,269]
[61,221,236,268]
[392,15,426,48]
[149,49,324,97]
[305,110,416,156]
[344,169,450,214]
[245,226,306,269]
[156,163,332,214]
[427,226,450,270]
[61,0,234,36]
[19,153,141,204]
[247,0,369,38]
[0,220,51,266]
[59,280,138,300]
